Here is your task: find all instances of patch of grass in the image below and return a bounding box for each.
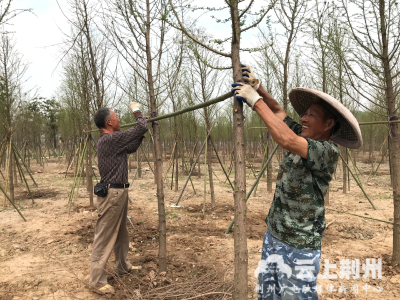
[165,209,178,219]
[376,193,392,200]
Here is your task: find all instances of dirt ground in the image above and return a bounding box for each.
[0,154,399,299]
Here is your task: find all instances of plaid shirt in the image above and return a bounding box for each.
[97,112,148,184]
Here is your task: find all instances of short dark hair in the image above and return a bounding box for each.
[318,101,341,135]
[94,108,111,129]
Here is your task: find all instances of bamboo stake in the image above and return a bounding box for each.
[68,135,89,213]
[163,140,177,184]
[339,152,377,210]
[226,144,279,234]
[12,142,38,187]
[249,120,400,130]
[13,150,34,204]
[140,144,155,175]
[187,140,199,169]
[64,146,78,177]
[175,136,196,194]
[130,139,151,185]
[347,149,362,181]
[4,138,12,208]
[0,183,26,222]
[89,92,232,133]
[368,147,388,181]
[203,132,207,218]
[175,123,215,206]
[367,136,388,180]
[326,208,393,225]
[210,137,233,190]
[254,141,270,196]
[244,151,258,179]
[170,148,175,190]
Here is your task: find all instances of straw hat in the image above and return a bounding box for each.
[288,87,363,149]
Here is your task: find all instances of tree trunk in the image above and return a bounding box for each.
[341,146,347,194]
[27,148,30,169]
[174,144,178,192]
[378,0,400,268]
[13,153,17,186]
[369,126,374,164]
[87,136,94,207]
[267,138,273,193]
[174,116,179,192]
[203,107,215,207]
[207,136,215,207]
[137,151,142,178]
[145,0,167,272]
[9,151,14,203]
[230,3,248,298]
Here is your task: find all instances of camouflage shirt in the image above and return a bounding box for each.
[266,116,339,250]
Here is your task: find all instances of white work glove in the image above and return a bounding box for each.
[231,82,262,109]
[128,102,141,113]
[241,64,260,90]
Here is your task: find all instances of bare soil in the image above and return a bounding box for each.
[0,155,399,299]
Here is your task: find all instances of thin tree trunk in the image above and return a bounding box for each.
[9,150,14,203]
[145,0,166,272]
[87,136,94,207]
[341,146,347,194]
[137,151,142,178]
[377,0,400,268]
[267,138,273,193]
[230,3,248,297]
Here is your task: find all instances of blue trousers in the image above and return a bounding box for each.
[256,230,321,300]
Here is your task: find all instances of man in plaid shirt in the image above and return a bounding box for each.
[89,102,148,294]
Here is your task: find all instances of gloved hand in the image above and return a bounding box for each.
[128,102,141,112]
[231,82,262,109]
[241,64,260,90]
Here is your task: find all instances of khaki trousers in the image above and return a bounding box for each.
[89,188,132,288]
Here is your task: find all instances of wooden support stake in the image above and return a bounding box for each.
[339,152,377,210]
[12,142,38,187]
[0,183,26,222]
[175,123,215,206]
[210,137,234,190]
[226,144,279,234]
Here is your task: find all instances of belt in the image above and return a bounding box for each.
[109,183,130,189]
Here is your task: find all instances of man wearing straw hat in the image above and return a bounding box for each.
[232,65,362,300]
[89,102,147,294]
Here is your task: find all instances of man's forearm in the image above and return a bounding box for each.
[253,101,308,158]
[257,84,287,121]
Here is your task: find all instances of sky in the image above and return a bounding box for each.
[7,0,270,100]
[7,0,70,99]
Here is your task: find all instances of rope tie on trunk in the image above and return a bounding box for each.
[150,112,159,125]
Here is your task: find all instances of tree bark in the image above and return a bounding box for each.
[87,135,94,207]
[174,116,179,192]
[267,138,273,193]
[145,0,167,272]
[137,151,142,178]
[203,107,215,207]
[378,0,400,268]
[341,146,347,194]
[230,2,248,298]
